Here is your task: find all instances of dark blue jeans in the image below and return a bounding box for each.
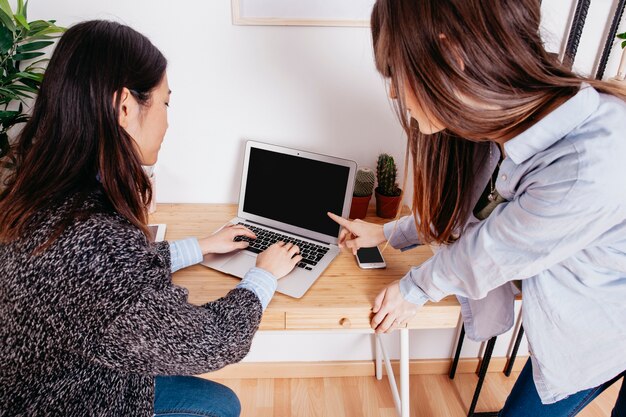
[154,376,241,417]
[500,360,626,417]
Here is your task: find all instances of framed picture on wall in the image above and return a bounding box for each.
[231,0,376,27]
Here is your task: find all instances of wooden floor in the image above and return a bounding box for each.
[216,371,621,417]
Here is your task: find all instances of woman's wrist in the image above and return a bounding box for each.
[376,224,387,244]
[198,236,213,255]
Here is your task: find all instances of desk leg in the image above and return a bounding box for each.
[377,331,411,417]
[377,335,401,416]
[400,328,410,417]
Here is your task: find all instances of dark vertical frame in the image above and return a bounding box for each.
[595,0,626,79]
[564,0,592,68]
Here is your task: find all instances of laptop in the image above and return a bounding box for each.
[201,140,357,298]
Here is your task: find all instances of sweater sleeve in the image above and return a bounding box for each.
[92,285,263,376]
[85,227,263,376]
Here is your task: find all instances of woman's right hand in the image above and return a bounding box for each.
[255,242,302,279]
[327,212,387,255]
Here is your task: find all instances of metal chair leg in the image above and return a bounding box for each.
[468,336,497,417]
[449,323,465,379]
[504,324,524,377]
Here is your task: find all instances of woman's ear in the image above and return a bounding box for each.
[115,87,135,129]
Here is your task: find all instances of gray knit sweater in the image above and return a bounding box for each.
[0,189,263,416]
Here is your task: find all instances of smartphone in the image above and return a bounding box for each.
[356,246,386,269]
[148,223,167,242]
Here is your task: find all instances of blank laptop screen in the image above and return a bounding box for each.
[243,147,350,237]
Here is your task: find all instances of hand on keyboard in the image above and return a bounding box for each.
[233,222,331,271]
[198,224,257,255]
[256,242,303,279]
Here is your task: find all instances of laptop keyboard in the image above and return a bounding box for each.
[233,222,330,270]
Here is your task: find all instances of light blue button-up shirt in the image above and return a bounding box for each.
[384,86,626,404]
[169,238,277,310]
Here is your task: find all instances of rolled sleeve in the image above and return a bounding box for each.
[169,238,203,273]
[236,267,278,310]
[384,215,421,251]
[399,275,430,306]
[402,172,625,303]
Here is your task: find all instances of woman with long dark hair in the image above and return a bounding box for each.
[330,0,626,415]
[0,20,301,417]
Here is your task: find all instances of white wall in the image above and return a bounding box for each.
[32,0,406,204]
[27,0,623,363]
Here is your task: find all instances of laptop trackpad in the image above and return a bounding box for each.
[222,252,257,278]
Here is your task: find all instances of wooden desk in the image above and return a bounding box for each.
[151,204,460,330]
[150,204,461,417]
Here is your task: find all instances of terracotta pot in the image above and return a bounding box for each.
[375,188,402,218]
[349,195,372,219]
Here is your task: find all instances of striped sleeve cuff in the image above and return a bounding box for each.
[169,238,203,273]
[236,267,278,310]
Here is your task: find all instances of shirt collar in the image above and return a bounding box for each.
[504,84,600,165]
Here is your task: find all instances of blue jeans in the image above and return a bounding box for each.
[500,360,626,417]
[153,376,241,417]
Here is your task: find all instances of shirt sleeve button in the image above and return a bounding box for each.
[501,175,507,181]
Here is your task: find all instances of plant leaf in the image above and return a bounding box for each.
[33,26,64,36]
[0,0,13,19]
[0,87,20,99]
[27,20,52,33]
[12,51,44,61]
[18,77,39,90]
[0,110,20,118]
[10,84,38,93]
[10,71,43,82]
[622,40,626,49]
[16,40,53,52]
[24,58,49,71]
[13,13,29,30]
[0,23,12,53]
[0,8,15,32]
[17,0,24,16]
[617,32,626,40]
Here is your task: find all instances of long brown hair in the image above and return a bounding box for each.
[371,0,626,245]
[0,20,167,246]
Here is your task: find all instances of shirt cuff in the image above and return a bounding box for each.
[383,218,419,252]
[399,275,430,306]
[237,267,278,310]
[169,238,203,273]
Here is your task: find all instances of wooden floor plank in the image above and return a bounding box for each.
[273,379,291,417]
[215,373,621,417]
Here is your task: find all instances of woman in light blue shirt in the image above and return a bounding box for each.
[329,0,626,415]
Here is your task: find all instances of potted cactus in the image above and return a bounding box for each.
[349,167,375,219]
[375,153,402,218]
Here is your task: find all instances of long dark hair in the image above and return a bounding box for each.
[371,0,626,245]
[0,20,167,245]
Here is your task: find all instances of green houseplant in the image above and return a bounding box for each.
[375,153,402,218]
[0,0,64,162]
[349,167,374,219]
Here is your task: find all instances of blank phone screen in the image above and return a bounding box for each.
[357,247,384,263]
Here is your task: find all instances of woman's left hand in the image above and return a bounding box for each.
[198,224,256,255]
[371,280,420,333]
